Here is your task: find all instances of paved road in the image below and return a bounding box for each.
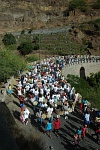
[11,26,71,36]
[3,57,100,150]
[6,91,100,150]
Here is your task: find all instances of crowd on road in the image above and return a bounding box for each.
[8,55,100,148]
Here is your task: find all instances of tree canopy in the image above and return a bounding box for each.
[0,50,26,82]
[18,41,33,55]
[2,33,16,46]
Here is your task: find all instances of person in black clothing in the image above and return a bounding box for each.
[92,124,100,144]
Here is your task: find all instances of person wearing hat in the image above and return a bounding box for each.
[53,118,61,137]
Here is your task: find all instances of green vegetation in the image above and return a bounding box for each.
[21,30,25,35]
[28,29,32,34]
[0,50,26,82]
[67,72,100,109]
[39,33,85,55]
[79,18,100,31]
[69,0,87,12]
[26,55,39,62]
[18,41,33,55]
[92,0,100,9]
[93,18,100,31]
[2,33,16,46]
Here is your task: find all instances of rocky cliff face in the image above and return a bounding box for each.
[0,0,70,33]
[0,0,100,54]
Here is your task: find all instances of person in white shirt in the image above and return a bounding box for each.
[84,111,90,127]
[34,89,39,101]
[17,88,22,97]
[40,88,44,96]
[49,98,54,105]
[23,108,30,125]
[54,85,58,93]
[25,84,30,92]
[30,87,35,94]
[39,95,44,102]
[36,109,42,126]
[47,105,54,122]
[17,81,22,89]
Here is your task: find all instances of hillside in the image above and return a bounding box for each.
[0,0,100,55]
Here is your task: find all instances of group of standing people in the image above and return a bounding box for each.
[7,55,100,146]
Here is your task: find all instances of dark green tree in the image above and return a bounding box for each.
[28,29,32,34]
[33,44,39,50]
[21,30,25,35]
[18,41,33,55]
[2,33,16,46]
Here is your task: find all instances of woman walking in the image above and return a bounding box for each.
[53,118,60,137]
[45,121,52,138]
[8,84,13,96]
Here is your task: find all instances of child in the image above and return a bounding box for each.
[74,132,79,148]
[77,127,82,141]
[82,124,88,138]
[20,113,25,124]
[45,121,52,138]
[8,84,13,96]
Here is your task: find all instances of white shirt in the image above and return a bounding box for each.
[47,107,53,115]
[85,113,90,121]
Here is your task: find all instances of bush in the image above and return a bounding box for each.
[69,0,87,11]
[67,74,100,109]
[2,33,16,46]
[33,44,39,50]
[21,30,25,35]
[28,29,33,34]
[26,55,39,62]
[92,0,100,9]
[93,18,100,31]
[18,41,33,55]
[33,35,39,43]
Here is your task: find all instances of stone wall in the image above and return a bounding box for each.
[62,61,100,78]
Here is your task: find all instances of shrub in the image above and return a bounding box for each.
[33,44,39,50]
[92,0,100,9]
[69,0,87,12]
[26,55,39,62]
[18,41,33,55]
[67,74,100,109]
[21,30,25,35]
[2,33,16,46]
[28,29,33,34]
[33,35,39,43]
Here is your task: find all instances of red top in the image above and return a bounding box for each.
[19,96,24,102]
[96,129,100,133]
[54,119,60,129]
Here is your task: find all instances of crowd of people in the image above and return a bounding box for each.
[9,55,100,147]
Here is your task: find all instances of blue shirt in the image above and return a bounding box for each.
[46,123,52,131]
[78,130,82,135]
